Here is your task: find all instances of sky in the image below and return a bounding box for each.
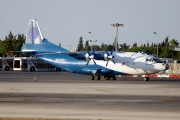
[0,0,180,50]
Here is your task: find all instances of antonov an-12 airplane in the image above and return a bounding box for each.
[21,19,169,81]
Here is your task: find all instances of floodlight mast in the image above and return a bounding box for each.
[111,23,124,51]
[153,32,158,58]
[89,32,97,51]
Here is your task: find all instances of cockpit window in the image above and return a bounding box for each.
[153,58,163,63]
[146,58,154,62]
[146,58,163,63]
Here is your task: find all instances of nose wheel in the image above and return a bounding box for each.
[144,77,149,81]
[104,75,116,80]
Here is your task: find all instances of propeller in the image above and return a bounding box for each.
[145,49,154,55]
[140,49,144,54]
[104,48,116,66]
[85,49,96,65]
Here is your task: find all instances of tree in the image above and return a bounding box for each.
[161,41,165,47]
[107,44,114,51]
[0,32,26,57]
[93,45,101,51]
[84,40,90,51]
[119,43,130,51]
[132,42,137,47]
[147,41,149,47]
[0,40,5,56]
[159,47,171,58]
[3,31,15,56]
[77,36,84,51]
[164,36,169,51]
[100,43,108,51]
[169,39,179,51]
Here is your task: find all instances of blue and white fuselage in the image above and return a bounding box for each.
[32,51,169,76]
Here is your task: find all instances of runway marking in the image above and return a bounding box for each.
[7,88,23,92]
[95,89,115,94]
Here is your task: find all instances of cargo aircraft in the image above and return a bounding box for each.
[21,19,169,81]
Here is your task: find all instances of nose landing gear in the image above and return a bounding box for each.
[104,75,116,80]
[144,77,149,81]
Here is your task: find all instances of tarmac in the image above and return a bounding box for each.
[0,71,180,120]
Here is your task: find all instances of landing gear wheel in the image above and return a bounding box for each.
[108,75,116,80]
[104,75,110,80]
[94,75,101,80]
[144,77,149,81]
[112,75,116,80]
[89,75,94,80]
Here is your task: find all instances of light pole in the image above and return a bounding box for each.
[111,23,124,51]
[89,31,92,51]
[153,32,158,58]
[90,40,97,51]
[88,31,97,51]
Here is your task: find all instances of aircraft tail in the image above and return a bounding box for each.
[21,19,69,53]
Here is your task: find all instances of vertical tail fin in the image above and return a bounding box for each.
[26,19,44,44]
[21,19,69,53]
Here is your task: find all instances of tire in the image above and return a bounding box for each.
[95,75,101,80]
[89,75,94,80]
[104,75,110,80]
[30,66,35,72]
[112,75,117,80]
[144,77,149,81]
[5,66,10,71]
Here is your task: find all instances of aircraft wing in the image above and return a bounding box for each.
[33,52,105,60]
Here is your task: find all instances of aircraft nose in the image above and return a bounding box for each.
[165,64,169,70]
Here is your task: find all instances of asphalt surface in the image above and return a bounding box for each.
[0,71,180,120]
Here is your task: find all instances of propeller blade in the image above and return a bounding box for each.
[145,50,149,55]
[106,61,109,66]
[86,60,89,65]
[112,60,116,64]
[87,51,91,56]
[92,48,96,55]
[105,48,115,66]
[140,49,142,53]
[106,51,110,56]
[85,49,96,65]
[110,48,114,55]
[93,59,96,65]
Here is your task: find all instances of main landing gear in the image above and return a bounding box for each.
[89,75,101,80]
[89,75,116,80]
